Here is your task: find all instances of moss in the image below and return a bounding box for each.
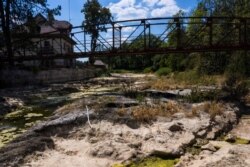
[112,164,125,167]
[113,157,179,167]
[221,135,250,145]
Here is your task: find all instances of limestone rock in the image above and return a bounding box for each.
[201,143,217,152]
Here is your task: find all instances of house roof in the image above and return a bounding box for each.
[40,25,57,34]
[34,14,72,34]
[52,20,72,30]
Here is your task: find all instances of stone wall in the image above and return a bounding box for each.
[0,68,102,86]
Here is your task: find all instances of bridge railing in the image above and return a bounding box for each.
[1,17,250,62]
[70,17,250,56]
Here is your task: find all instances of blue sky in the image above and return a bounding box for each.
[48,0,198,27]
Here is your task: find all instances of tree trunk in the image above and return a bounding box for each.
[0,0,14,66]
[5,0,13,66]
[90,34,97,65]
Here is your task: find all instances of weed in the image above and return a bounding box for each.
[117,104,127,116]
[222,75,249,101]
[121,82,146,100]
[190,102,224,119]
[149,72,224,91]
[131,101,182,123]
[185,88,220,103]
[244,94,250,104]
[207,102,224,119]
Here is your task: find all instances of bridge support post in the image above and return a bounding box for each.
[142,20,146,50]
[147,24,151,48]
[175,18,181,48]
[84,31,86,52]
[112,22,115,51]
[119,26,122,49]
[243,19,247,46]
[239,19,247,47]
[207,17,213,46]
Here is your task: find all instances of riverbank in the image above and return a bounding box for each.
[0,73,249,167]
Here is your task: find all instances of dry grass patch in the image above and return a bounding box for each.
[244,94,250,104]
[129,101,183,123]
[148,73,225,91]
[190,102,225,119]
[149,77,185,90]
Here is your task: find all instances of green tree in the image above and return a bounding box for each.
[0,0,61,66]
[81,0,112,64]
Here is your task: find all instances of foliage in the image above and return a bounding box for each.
[81,0,112,63]
[143,67,153,73]
[0,0,61,66]
[156,67,172,76]
[186,88,220,103]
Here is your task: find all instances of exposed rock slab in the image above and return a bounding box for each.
[177,141,250,167]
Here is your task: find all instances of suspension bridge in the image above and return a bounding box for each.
[1,16,250,62]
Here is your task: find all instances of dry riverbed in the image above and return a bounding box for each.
[0,73,249,167]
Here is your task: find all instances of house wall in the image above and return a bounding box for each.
[14,37,75,67]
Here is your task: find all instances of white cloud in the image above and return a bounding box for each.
[108,0,183,21]
[108,0,148,21]
[151,0,181,17]
[157,0,176,6]
[142,0,159,7]
[151,6,180,17]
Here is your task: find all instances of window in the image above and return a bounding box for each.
[44,41,50,47]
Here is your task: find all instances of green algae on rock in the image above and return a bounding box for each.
[113,157,179,167]
[234,138,250,144]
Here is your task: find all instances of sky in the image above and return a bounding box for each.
[48,0,199,27]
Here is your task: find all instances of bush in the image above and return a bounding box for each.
[143,67,153,73]
[222,74,249,101]
[156,67,172,76]
[186,88,220,103]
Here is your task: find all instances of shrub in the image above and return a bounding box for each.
[186,88,220,103]
[190,102,224,119]
[156,67,172,76]
[143,67,153,73]
[222,74,249,101]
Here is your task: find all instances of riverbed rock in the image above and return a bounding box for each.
[201,143,217,152]
[177,141,250,167]
[0,93,241,167]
